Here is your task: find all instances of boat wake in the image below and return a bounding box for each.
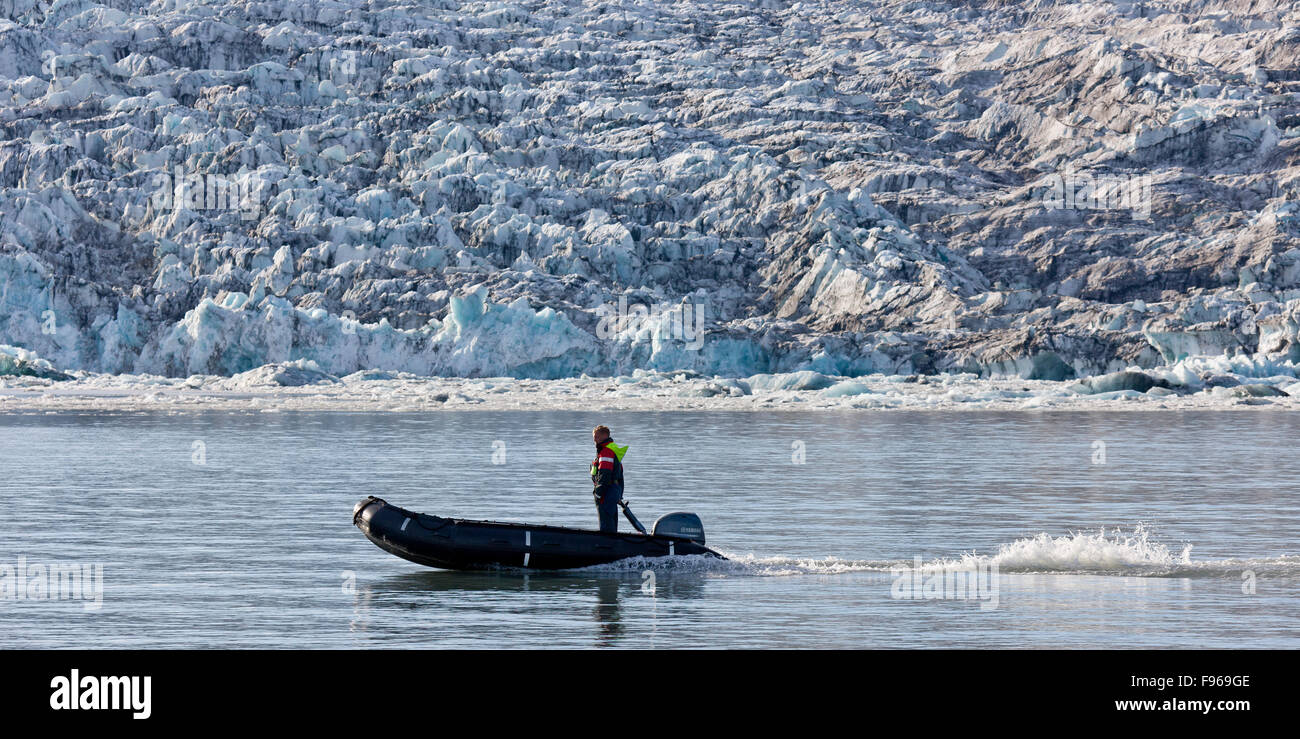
[929,525,1300,578]
[572,553,898,576]
[572,525,1300,579]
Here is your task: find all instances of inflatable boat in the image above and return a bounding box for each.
[353,496,724,571]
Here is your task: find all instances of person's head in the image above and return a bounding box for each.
[593,425,611,444]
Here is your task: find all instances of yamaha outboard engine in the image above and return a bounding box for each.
[652,512,706,544]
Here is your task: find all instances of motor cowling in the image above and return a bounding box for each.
[652,512,706,544]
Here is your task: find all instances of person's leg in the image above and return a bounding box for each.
[609,486,624,532]
[597,498,618,532]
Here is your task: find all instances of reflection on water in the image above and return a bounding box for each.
[361,569,710,598]
[595,579,622,646]
[351,570,713,647]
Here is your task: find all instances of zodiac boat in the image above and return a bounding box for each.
[352,496,723,571]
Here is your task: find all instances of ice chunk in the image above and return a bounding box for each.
[746,371,837,392]
[1070,370,1171,394]
[226,359,340,387]
[0,344,71,380]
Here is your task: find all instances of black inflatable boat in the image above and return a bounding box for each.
[353,496,724,571]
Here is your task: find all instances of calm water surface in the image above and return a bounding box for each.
[1,410,1297,648]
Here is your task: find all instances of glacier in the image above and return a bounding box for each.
[1,0,1299,400]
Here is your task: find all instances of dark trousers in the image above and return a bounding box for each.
[596,490,622,532]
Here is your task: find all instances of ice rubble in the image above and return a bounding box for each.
[0,0,1299,393]
[5,363,1300,413]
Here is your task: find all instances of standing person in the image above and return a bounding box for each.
[590,425,627,532]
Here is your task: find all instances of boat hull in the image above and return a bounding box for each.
[353,496,723,571]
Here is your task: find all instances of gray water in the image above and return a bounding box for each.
[1,410,1297,648]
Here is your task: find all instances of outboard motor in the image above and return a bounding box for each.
[652,512,706,544]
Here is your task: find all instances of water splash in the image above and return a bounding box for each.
[947,524,1195,574]
[569,525,1300,578]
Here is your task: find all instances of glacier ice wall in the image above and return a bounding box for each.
[1,0,1299,379]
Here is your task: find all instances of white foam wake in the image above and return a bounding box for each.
[946,524,1191,573]
[572,525,1300,578]
[939,525,1300,577]
[571,553,894,576]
